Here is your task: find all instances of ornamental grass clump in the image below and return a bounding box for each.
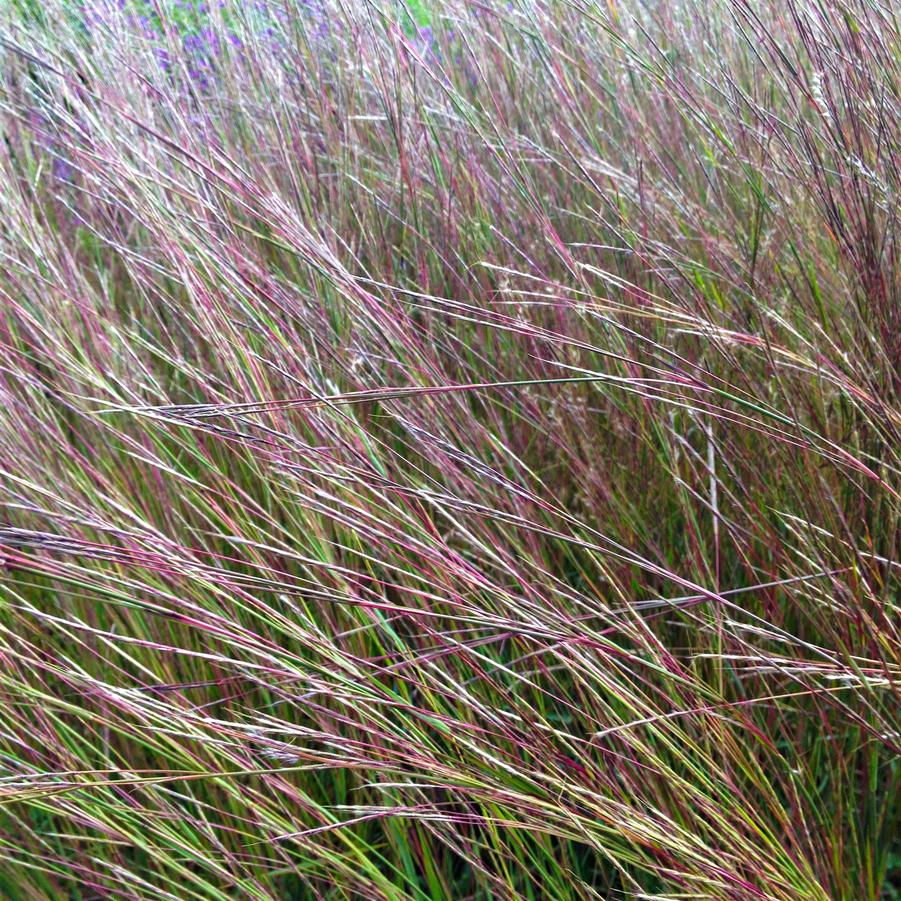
[0,0,898,898]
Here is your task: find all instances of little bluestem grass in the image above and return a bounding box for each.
[0,0,898,898]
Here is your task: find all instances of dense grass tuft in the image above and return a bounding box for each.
[0,1,898,898]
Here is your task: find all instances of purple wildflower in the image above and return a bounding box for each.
[52,157,75,183]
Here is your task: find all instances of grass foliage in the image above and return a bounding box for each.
[0,0,899,897]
